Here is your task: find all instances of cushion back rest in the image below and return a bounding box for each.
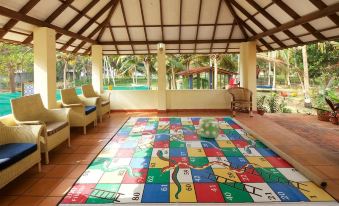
[227,87,252,101]
[82,84,97,98]
[61,88,82,104]
[11,94,45,121]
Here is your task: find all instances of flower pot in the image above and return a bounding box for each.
[329,113,338,125]
[316,110,330,122]
[257,109,265,116]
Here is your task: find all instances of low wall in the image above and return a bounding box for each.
[110,90,158,110]
[109,90,231,111]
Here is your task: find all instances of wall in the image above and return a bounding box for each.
[109,90,232,111]
[110,90,158,110]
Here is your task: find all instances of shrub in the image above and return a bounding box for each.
[267,93,279,113]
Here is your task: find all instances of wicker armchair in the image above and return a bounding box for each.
[11,94,70,164]
[227,87,253,117]
[0,122,43,189]
[81,84,111,123]
[60,88,98,135]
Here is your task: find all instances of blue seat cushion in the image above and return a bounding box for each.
[85,106,96,115]
[0,143,37,170]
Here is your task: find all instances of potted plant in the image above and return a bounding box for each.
[257,95,267,115]
[312,91,331,121]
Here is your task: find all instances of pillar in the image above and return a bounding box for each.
[33,27,56,109]
[91,45,103,94]
[157,43,166,111]
[214,55,218,89]
[239,41,257,110]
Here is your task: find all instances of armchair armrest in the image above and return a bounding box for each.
[62,103,84,108]
[78,95,100,106]
[17,120,44,126]
[100,91,111,101]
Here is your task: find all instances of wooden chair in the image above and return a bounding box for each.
[81,84,111,123]
[11,94,70,164]
[227,87,253,117]
[60,88,98,135]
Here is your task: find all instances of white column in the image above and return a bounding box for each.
[33,27,56,109]
[239,41,257,110]
[157,43,167,111]
[214,55,218,89]
[91,45,103,94]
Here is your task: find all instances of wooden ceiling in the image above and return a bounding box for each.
[0,0,338,55]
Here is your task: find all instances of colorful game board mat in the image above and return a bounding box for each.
[59,117,335,205]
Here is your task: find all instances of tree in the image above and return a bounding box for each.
[56,52,76,89]
[0,43,33,93]
[302,45,310,98]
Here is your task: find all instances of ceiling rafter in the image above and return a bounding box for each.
[0,5,96,44]
[209,0,222,53]
[0,0,40,38]
[243,2,273,23]
[249,2,339,41]
[108,22,119,55]
[246,0,303,44]
[99,38,245,45]
[225,19,236,53]
[179,0,183,52]
[61,1,115,51]
[107,23,235,28]
[73,0,120,54]
[138,0,150,54]
[193,0,203,53]
[273,0,327,40]
[120,0,135,55]
[223,0,248,39]
[96,1,119,41]
[230,0,285,48]
[225,0,273,50]
[159,0,165,41]
[309,0,339,26]
[22,0,74,44]
[55,0,100,41]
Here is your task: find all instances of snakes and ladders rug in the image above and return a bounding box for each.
[59,117,335,205]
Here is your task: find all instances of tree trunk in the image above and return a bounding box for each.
[144,60,151,89]
[268,52,271,86]
[286,50,291,86]
[167,75,172,90]
[302,45,310,97]
[63,60,67,89]
[171,67,176,90]
[8,66,16,93]
[272,51,276,89]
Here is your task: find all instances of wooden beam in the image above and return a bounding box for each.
[73,0,120,53]
[246,0,303,44]
[61,0,114,50]
[107,23,235,28]
[224,0,248,39]
[273,0,327,40]
[96,2,119,41]
[225,20,236,53]
[109,24,119,54]
[99,39,246,45]
[309,0,339,26]
[159,0,165,41]
[120,0,135,54]
[178,0,183,52]
[249,2,339,40]
[56,0,99,40]
[138,0,150,53]
[0,5,96,44]
[210,0,222,53]
[22,0,74,44]
[0,0,40,38]
[230,0,285,48]
[194,0,203,53]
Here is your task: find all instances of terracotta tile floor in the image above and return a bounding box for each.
[0,111,338,206]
